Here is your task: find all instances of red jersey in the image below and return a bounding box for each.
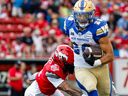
[8,67,23,91]
[36,59,67,95]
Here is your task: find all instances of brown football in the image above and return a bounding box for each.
[83,45,104,59]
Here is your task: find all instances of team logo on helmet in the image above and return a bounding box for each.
[58,52,68,61]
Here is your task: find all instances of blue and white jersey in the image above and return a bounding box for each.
[64,15,109,68]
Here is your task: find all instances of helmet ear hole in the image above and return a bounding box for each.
[61,56,66,63]
[60,49,63,51]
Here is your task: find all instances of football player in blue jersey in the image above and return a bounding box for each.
[63,0,114,96]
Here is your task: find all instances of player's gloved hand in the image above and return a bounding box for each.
[83,53,102,67]
[83,53,95,66]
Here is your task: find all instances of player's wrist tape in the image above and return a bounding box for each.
[94,59,102,66]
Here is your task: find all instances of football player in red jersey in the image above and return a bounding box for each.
[25,45,82,96]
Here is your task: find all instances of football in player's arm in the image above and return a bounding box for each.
[63,0,114,96]
[25,45,82,96]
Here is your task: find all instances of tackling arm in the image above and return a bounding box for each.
[46,72,82,96]
[58,80,82,96]
[99,36,114,65]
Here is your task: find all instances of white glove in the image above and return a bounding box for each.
[93,59,102,67]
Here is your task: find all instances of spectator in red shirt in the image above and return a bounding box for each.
[50,19,64,43]
[31,13,48,31]
[7,60,23,96]
[50,19,63,37]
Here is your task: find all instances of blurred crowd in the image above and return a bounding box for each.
[0,0,128,58]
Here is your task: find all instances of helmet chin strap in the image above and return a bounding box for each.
[76,22,89,31]
[76,19,93,31]
[78,22,89,29]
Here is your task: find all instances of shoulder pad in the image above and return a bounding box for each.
[94,18,107,27]
[65,15,74,29]
[95,19,109,36]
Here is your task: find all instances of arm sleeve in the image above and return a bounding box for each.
[46,72,64,88]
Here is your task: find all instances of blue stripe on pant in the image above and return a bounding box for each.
[109,74,112,96]
[76,79,98,96]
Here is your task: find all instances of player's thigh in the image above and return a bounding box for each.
[75,67,97,92]
[97,65,111,96]
[24,81,44,96]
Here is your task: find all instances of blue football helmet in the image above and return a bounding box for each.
[73,0,95,29]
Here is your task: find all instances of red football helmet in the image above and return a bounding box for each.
[53,45,74,67]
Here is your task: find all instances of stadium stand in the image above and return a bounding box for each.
[0,0,128,95]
